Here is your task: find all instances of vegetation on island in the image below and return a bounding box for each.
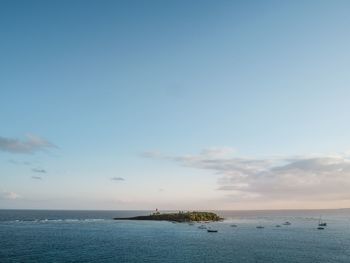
[114,211,223,222]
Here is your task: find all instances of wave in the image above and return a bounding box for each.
[1,218,110,223]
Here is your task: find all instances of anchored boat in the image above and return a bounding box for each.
[318,217,327,227]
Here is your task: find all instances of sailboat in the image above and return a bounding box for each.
[318,217,327,227]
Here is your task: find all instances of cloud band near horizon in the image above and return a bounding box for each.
[143,148,350,203]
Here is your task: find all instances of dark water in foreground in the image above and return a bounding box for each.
[1,209,350,263]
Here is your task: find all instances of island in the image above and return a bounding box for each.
[114,211,223,222]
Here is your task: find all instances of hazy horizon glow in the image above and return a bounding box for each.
[2,0,350,210]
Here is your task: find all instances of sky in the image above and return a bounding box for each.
[1,0,350,210]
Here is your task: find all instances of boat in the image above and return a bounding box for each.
[207,229,218,233]
[317,226,325,230]
[318,217,327,227]
[275,225,281,227]
[256,225,264,229]
[283,221,291,226]
[188,222,195,226]
[230,224,237,227]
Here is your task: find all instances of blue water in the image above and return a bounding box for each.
[1,209,350,262]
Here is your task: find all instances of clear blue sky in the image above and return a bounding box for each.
[1,0,350,210]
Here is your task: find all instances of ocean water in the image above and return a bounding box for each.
[1,209,350,263]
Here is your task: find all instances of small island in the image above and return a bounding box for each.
[114,211,223,222]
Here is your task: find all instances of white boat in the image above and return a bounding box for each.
[283,221,291,226]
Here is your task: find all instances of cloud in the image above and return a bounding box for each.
[31,176,42,180]
[0,134,56,154]
[198,147,235,158]
[32,168,47,173]
[111,177,125,181]
[8,160,31,165]
[141,147,235,160]
[140,151,163,158]
[0,190,20,200]
[145,148,350,202]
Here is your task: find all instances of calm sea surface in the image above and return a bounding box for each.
[1,209,350,263]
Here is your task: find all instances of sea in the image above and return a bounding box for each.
[1,209,350,263]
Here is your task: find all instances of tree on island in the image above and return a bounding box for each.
[115,211,223,222]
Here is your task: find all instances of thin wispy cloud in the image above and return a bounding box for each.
[0,134,56,154]
[0,190,20,200]
[111,177,125,181]
[143,148,350,202]
[32,168,47,173]
[8,160,31,166]
[140,151,163,158]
